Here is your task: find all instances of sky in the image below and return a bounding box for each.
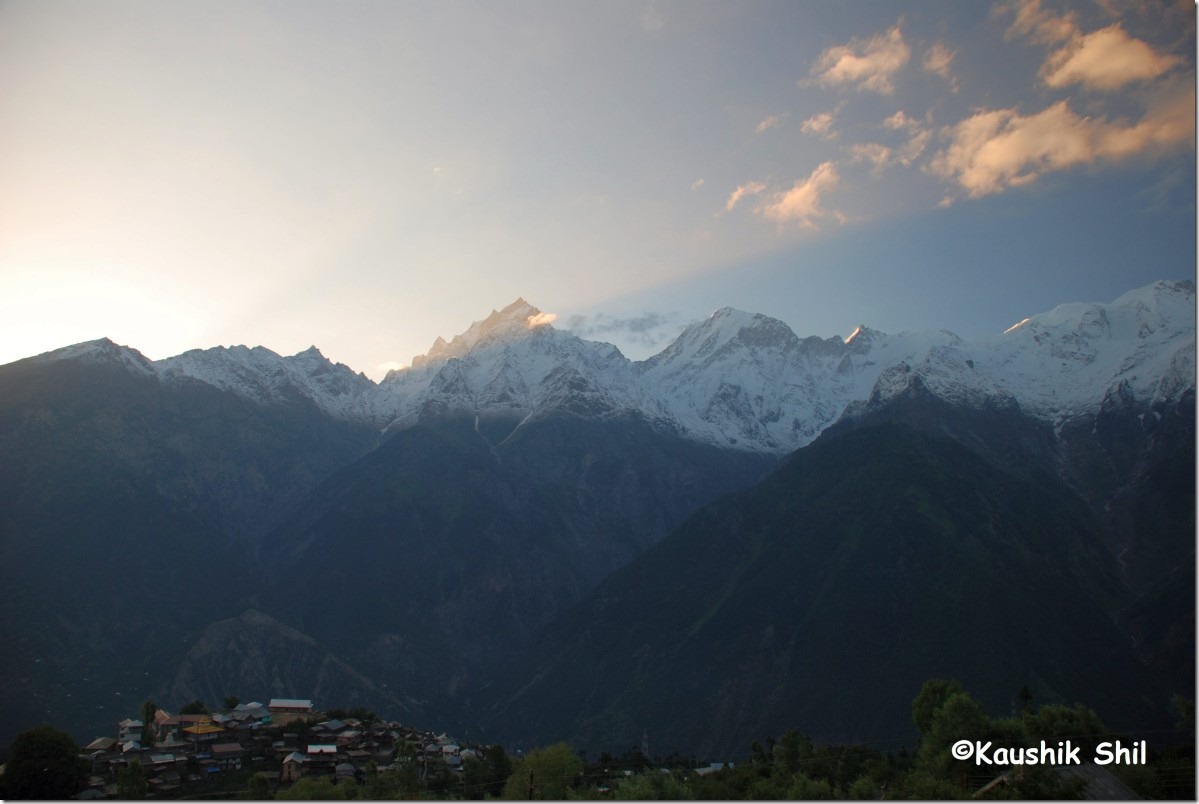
[0,0,1194,380]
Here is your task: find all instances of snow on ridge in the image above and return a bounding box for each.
[16,282,1192,453]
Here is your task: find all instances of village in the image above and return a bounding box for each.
[75,697,504,799]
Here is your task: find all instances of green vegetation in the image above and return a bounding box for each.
[0,724,87,800]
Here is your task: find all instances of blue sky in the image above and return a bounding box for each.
[0,0,1193,378]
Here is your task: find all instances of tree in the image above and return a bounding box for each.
[179,700,208,715]
[140,700,157,747]
[117,759,148,800]
[2,724,86,800]
[246,772,273,800]
[502,743,583,800]
[225,695,240,710]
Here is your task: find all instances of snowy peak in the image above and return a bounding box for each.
[851,279,1196,425]
[156,344,379,422]
[411,297,552,368]
[27,337,156,376]
[646,307,799,371]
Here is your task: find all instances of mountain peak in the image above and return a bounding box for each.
[411,298,554,368]
[29,337,156,375]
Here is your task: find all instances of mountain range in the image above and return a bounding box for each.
[0,279,1193,759]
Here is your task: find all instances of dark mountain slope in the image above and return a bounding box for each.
[0,348,377,747]
[256,413,776,724]
[483,422,1168,760]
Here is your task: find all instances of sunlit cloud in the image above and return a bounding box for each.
[1041,24,1182,91]
[756,114,784,134]
[375,360,406,376]
[690,178,705,191]
[849,143,892,172]
[929,82,1195,199]
[884,110,919,130]
[801,111,838,140]
[725,181,766,212]
[526,312,558,328]
[810,24,910,95]
[922,43,958,92]
[1000,0,1077,44]
[756,161,842,229]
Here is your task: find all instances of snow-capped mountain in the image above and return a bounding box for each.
[157,344,380,422]
[845,279,1196,430]
[17,280,1195,454]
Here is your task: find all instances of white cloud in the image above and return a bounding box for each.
[690,178,705,191]
[526,311,558,328]
[641,4,666,32]
[810,24,910,95]
[800,111,838,140]
[725,181,766,212]
[884,110,919,130]
[922,43,958,92]
[929,83,1195,199]
[756,162,842,229]
[850,143,893,169]
[1041,24,1182,91]
[1000,0,1077,44]
[755,114,783,134]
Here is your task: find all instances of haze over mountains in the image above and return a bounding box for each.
[0,280,1193,758]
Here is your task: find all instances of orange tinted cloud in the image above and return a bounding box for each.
[725,181,766,212]
[757,162,841,229]
[1042,24,1182,91]
[810,25,910,95]
[930,82,1195,198]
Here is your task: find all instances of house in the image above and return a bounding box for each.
[281,752,309,783]
[117,719,143,743]
[212,743,246,771]
[269,698,316,726]
[306,744,339,776]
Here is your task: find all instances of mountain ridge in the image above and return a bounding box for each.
[10,280,1194,455]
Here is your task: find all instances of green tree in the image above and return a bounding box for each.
[276,777,355,800]
[179,699,208,715]
[613,770,693,799]
[246,771,273,800]
[117,759,148,800]
[140,700,157,747]
[2,724,86,800]
[502,742,583,800]
[911,678,966,736]
[225,695,240,710]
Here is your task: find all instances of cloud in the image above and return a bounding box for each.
[810,24,910,95]
[929,82,1195,198]
[756,161,842,229]
[755,114,783,134]
[725,181,766,212]
[563,311,688,352]
[801,110,838,140]
[884,110,919,130]
[376,360,406,376]
[641,4,666,32]
[1041,24,1182,90]
[849,143,893,169]
[922,43,958,92]
[690,178,705,191]
[1000,0,1077,44]
[526,312,558,328]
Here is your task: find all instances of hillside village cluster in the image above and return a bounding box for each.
[75,698,484,798]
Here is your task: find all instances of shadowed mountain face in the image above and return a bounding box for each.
[481,392,1193,759]
[0,352,378,748]
[255,413,776,722]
